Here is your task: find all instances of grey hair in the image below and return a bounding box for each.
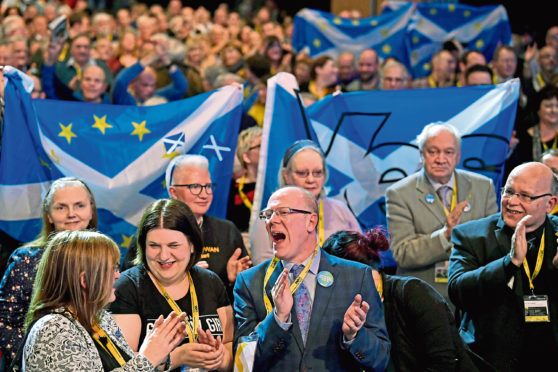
[416,122,461,151]
[380,60,409,83]
[165,154,209,193]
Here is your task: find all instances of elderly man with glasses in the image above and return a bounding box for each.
[234,186,390,371]
[449,162,558,371]
[123,154,251,300]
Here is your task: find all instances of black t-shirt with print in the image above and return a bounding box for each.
[109,265,230,351]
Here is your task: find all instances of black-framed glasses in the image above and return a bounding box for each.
[291,169,324,178]
[500,187,552,203]
[172,183,216,195]
[259,207,312,221]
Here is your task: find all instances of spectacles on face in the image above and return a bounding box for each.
[291,169,324,178]
[500,187,552,203]
[248,144,261,151]
[172,183,216,195]
[259,206,312,221]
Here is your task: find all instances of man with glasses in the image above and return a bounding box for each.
[123,154,250,300]
[386,122,497,305]
[234,186,390,371]
[449,162,558,371]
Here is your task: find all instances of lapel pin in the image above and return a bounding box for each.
[425,194,435,204]
[464,202,471,212]
[317,271,334,287]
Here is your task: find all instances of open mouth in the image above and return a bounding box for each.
[271,232,286,243]
[157,260,176,269]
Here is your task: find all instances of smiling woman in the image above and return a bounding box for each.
[0,177,98,367]
[110,199,234,372]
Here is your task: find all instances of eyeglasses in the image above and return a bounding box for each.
[172,183,216,195]
[291,169,324,178]
[500,187,552,203]
[248,144,261,151]
[259,207,312,221]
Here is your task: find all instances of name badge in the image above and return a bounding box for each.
[524,295,550,322]
[434,260,449,283]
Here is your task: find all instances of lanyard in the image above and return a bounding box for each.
[537,73,546,89]
[153,272,199,343]
[92,322,126,367]
[262,245,319,316]
[75,64,82,79]
[541,130,558,151]
[428,75,437,88]
[318,199,325,246]
[237,176,253,211]
[376,274,383,300]
[522,229,545,294]
[440,177,458,216]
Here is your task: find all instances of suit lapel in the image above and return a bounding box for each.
[304,251,337,350]
[494,217,512,258]
[416,171,446,225]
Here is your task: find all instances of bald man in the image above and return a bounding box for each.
[449,162,558,371]
[345,49,380,91]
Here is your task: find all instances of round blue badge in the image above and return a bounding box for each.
[317,271,334,287]
[425,194,435,204]
[464,202,471,212]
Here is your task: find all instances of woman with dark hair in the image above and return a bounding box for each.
[110,199,234,371]
[23,230,185,371]
[0,177,98,367]
[323,228,486,372]
[513,84,558,163]
[303,55,339,99]
[261,35,292,74]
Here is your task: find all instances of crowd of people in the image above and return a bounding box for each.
[2,0,558,371]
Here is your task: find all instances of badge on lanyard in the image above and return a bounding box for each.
[524,295,550,322]
[425,194,435,204]
[317,271,334,287]
[434,260,449,283]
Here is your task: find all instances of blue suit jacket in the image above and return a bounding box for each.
[233,249,390,371]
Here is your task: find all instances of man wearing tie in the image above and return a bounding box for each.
[233,186,390,371]
[386,122,498,303]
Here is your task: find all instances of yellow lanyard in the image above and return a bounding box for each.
[237,176,253,211]
[318,199,325,246]
[541,130,558,151]
[428,75,437,88]
[153,272,199,343]
[75,64,82,80]
[262,245,319,316]
[376,274,383,300]
[92,322,126,367]
[440,177,458,216]
[522,229,545,294]
[551,204,558,215]
[537,73,546,89]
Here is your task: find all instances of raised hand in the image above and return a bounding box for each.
[271,268,292,322]
[444,201,469,240]
[510,215,533,267]
[342,294,370,341]
[226,248,252,283]
[139,311,187,367]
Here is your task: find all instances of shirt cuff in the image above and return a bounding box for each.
[341,334,356,349]
[273,309,292,330]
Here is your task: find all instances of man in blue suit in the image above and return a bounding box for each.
[233,186,390,371]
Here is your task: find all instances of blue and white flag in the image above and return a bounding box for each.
[292,5,414,63]
[0,69,243,257]
[384,1,512,78]
[252,72,519,240]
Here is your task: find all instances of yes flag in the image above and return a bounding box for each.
[0,69,243,256]
[251,73,519,237]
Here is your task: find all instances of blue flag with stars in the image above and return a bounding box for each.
[292,5,414,63]
[251,73,519,267]
[0,69,243,258]
[384,1,512,78]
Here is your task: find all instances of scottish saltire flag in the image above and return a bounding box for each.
[251,72,519,237]
[0,69,242,257]
[384,1,512,78]
[292,5,414,63]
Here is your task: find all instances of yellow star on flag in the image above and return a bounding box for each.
[162,150,180,160]
[333,17,342,25]
[382,44,392,54]
[448,4,456,12]
[351,19,359,26]
[58,123,77,144]
[39,157,51,170]
[464,10,471,17]
[313,39,321,47]
[370,20,378,26]
[430,8,437,15]
[92,115,113,134]
[381,28,389,38]
[131,120,151,141]
[319,22,328,31]
[120,234,133,248]
[476,40,485,48]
